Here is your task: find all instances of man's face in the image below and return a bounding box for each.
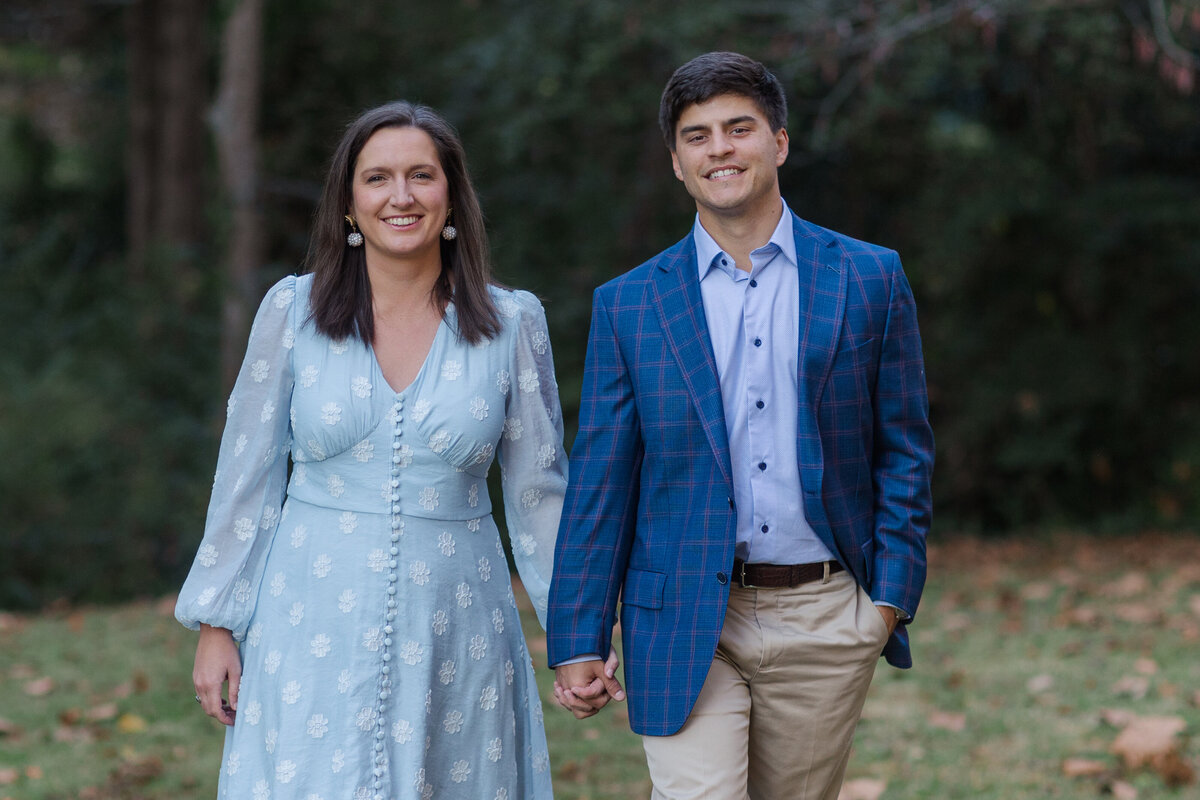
[670,93,788,224]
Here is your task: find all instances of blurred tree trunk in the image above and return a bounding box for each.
[212,0,265,391]
[125,0,209,285]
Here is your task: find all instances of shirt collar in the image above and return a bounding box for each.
[694,200,797,280]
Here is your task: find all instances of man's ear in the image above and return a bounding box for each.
[775,127,789,167]
[670,149,684,181]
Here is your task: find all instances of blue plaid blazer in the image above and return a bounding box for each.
[546,212,934,736]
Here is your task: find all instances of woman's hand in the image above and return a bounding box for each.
[193,624,241,726]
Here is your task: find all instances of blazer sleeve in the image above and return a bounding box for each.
[546,286,642,666]
[175,276,296,639]
[496,291,568,631]
[869,256,934,619]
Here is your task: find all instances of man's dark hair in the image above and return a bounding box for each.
[658,51,787,150]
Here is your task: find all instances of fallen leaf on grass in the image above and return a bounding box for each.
[116,714,147,733]
[582,728,600,741]
[1133,658,1158,675]
[0,718,20,738]
[23,677,54,696]
[1062,757,1108,777]
[928,710,966,731]
[838,778,886,800]
[1111,676,1150,700]
[1020,581,1054,601]
[24,766,42,780]
[1110,714,1186,768]
[1106,779,1138,799]
[1027,674,1054,693]
[0,768,16,785]
[1115,604,1162,625]
[1102,572,1149,598]
[86,702,119,721]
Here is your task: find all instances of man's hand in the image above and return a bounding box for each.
[877,605,900,637]
[553,648,624,719]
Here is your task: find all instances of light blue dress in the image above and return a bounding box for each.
[176,274,564,800]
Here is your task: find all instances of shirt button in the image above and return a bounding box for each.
[761,524,769,533]
[716,572,728,585]
[756,400,764,409]
[749,279,758,288]
[721,258,728,267]
[754,337,762,347]
[758,462,766,471]
[727,497,735,509]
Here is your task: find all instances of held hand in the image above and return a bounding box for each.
[553,649,625,720]
[194,624,241,726]
[877,605,900,637]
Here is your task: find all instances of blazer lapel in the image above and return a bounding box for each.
[650,236,734,489]
[794,214,848,496]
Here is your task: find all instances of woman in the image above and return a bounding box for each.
[177,101,574,799]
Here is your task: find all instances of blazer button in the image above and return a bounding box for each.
[716,572,728,585]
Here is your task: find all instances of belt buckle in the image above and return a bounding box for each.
[739,561,759,589]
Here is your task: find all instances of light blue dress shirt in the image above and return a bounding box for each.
[694,201,835,566]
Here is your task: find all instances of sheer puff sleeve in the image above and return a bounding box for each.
[175,276,297,639]
[497,290,568,630]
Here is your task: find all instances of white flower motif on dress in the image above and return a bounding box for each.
[234,517,255,542]
[502,417,523,441]
[232,475,245,494]
[478,557,491,581]
[253,779,270,800]
[355,706,377,731]
[338,589,357,613]
[419,487,439,511]
[518,368,539,393]
[410,561,431,585]
[411,399,432,422]
[368,549,387,572]
[468,484,479,508]
[469,397,489,420]
[337,670,351,694]
[273,286,295,308]
[351,376,372,398]
[290,525,307,548]
[492,608,505,633]
[307,714,329,738]
[300,365,319,388]
[363,627,383,652]
[260,506,279,530]
[428,429,452,454]
[292,462,307,485]
[531,329,549,355]
[414,770,432,799]
[534,750,550,773]
[536,443,556,468]
[227,396,237,419]
[330,340,348,355]
[351,440,374,462]
[487,737,502,761]
[392,719,414,744]
[497,298,518,317]
[399,640,424,665]
[339,512,358,533]
[479,685,500,713]
[521,488,543,510]
[432,609,449,636]
[443,710,464,734]
[496,370,511,394]
[282,680,301,704]
[456,583,473,608]
[438,531,456,557]
[469,635,487,661]
[270,572,286,597]
[261,400,275,423]
[395,443,413,467]
[197,543,218,567]
[281,327,294,349]
[233,579,252,604]
[320,402,343,425]
[331,749,345,773]
[244,700,262,725]
[310,633,331,658]
[247,623,263,647]
[442,360,463,380]
[450,760,471,783]
[306,439,326,459]
[496,790,509,800]
[289,601,304,626]
[467,517,480,532]
[505,660,515,686]
[225,750,240,775]
[265,729,278,754]
[250,360,270,383]
[517,533,538,556]
[473,443,495,465]
[439,660,456,685]
[312,554,332,578]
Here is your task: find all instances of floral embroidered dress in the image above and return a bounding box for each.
[176,274,564,800]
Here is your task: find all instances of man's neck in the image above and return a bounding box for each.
[697,198,785,272]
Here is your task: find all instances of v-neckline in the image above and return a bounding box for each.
[369,315,446,396]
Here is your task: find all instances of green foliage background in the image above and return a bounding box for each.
[1,0,1198,607]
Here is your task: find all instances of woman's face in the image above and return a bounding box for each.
[349,126,451,270]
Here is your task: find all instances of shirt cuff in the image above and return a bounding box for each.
[550,654,602,668]
[874,601,910,621]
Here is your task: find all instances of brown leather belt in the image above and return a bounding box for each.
[733,558,843,588]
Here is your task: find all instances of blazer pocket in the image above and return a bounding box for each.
[621,568,666,610]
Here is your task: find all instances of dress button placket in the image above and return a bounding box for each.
[373,394,405,800]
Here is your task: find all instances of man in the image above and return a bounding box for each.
[546,51,934,800]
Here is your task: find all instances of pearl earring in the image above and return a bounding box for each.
[345,215,364,247]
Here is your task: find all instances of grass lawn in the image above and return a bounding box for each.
[1,531,1197,799]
